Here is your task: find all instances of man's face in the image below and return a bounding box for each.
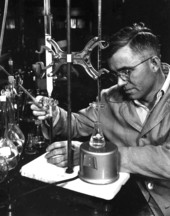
[107,45,157,103]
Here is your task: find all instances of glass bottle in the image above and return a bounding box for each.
[89,121,106,148]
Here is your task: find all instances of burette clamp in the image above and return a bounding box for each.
[67,54,72,63]
[35,37,109,79]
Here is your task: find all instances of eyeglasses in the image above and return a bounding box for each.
[110,56,154,81]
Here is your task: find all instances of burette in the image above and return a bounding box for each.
[44,0,53,144]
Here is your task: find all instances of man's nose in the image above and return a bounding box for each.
[117,77,127,86]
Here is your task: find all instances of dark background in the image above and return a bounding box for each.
[0,3,168,214]
[0,0,170,112]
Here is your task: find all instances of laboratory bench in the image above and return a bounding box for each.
[0,146,153,216]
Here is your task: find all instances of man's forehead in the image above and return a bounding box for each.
[111,46,151,63]
[108,48,136,66]
[111,46,134,61]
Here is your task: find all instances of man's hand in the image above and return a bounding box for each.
[45,141,80,167]
[30,96,50,120]
[30,96,59,121]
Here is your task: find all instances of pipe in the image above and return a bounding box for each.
[66,0,74,174]
[0,0,9,56]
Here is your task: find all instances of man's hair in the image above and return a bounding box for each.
[105,23,161,59]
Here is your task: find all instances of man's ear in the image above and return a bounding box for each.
[150,56,161,72]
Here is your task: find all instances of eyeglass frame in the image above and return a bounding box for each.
[110,56,155,81]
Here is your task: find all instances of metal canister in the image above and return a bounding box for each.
[79,141,119,185]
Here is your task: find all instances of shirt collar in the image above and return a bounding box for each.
[160,63,170,94]
[134,63,170,108]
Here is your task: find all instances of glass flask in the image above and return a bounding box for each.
[4,96,25,156]
[34,119,45,149]
[4,123,25,156]
[0,137,18,170]
[89,121,106,148]
[0,92,25,170]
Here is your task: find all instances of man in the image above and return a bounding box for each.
[31,23,170,216]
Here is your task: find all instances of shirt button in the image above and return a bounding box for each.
[147,182,154,190]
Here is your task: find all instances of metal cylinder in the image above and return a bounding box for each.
[79,141,119,185]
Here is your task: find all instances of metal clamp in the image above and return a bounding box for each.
[36,37,109,80]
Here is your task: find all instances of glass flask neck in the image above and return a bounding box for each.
[5,97,16,125]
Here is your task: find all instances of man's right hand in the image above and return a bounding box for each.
[30,96,52,120]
